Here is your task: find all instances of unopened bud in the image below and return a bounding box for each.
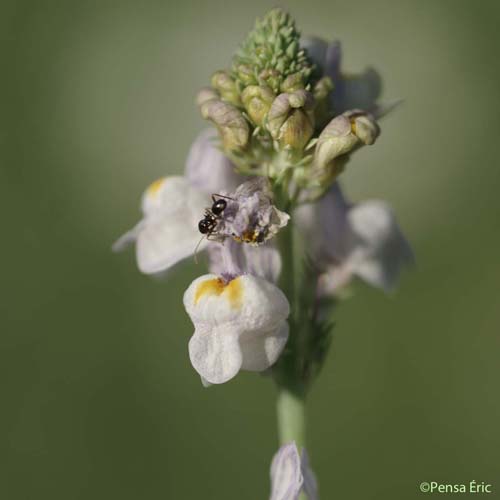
[344,110,379,145]
[200,99,250,151]
[267,91,315,150]
[236,64,256,86]
[241,85,275,126]
[280,72,304,93]
[259,68,282,93]
[197,87,219,107]
[211,71,241,106]
[314,110,379,170]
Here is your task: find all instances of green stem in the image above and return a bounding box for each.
[276,388,306,448]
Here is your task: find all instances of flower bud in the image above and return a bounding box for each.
[259,68,282,93]
[200,98,250,152]
[196,87,219,107]
[211,70,241,106]
[314,110,379,170]
[280,72,304,92]
[345,110,379,145]
[267,91,315,150]
[241,85,275,126]
[235,64,256,86]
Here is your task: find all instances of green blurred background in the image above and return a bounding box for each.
[2,0,500,498]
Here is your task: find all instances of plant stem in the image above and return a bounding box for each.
[276,388,306,448]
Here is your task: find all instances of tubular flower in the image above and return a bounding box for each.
[296,182,414,294]
[113,129,242,274]
[270,442,318,500]
[115,9,414,498]
[183,273,290,384]
[112,176,209,274]
[301,36,400,118]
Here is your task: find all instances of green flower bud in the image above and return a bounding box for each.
[235,64,256,86]
[280,72,304,93]
[211,70,241,106]
[200,99,250,152]
[232,8,314,93]
[241,85,275,126]
[314,110,379,170]
[258,68,281,93]
[267,90,315,150]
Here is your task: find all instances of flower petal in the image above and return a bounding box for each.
[184,274,290,382]
[243,243,282,284]
[136,215,204,274]
[345,200,414,291]
[188,323,243,384]
[300,449,319,500]
[240,322,289,372]
[115,176,210,274]
[270,442,304,500]
[184,274,289,332]
[297,183,413,293]
[184,129,244,194]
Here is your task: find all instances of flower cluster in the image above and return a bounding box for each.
[114,8,413,498]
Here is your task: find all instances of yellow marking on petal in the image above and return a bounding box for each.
[147,177,167,197]
[194,277,243,309]
[350,120,357,135]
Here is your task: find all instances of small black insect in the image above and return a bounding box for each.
[194,194,234,263]
[197,195,233,237]
[198,210,218,235]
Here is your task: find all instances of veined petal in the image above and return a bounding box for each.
[184,129,244,194]
[243,243,282,284]
[208,242,282,284]
[240,322,289,371]
[188,323,243,384]
[270,442,304,500]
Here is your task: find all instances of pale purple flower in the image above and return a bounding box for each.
[184,128,244,194]
[302,37,399,118]
[214,177,290,245]
[270,442,318,500]
[296,182,413,294]
[208,239,282,284]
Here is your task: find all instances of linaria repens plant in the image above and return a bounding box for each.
[114,9,413,498]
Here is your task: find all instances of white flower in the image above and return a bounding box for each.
[112,176,209,274]
[183,273,290,384]
[270,442,318,500]
[296,182,413,294]
[113,129,242,274]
